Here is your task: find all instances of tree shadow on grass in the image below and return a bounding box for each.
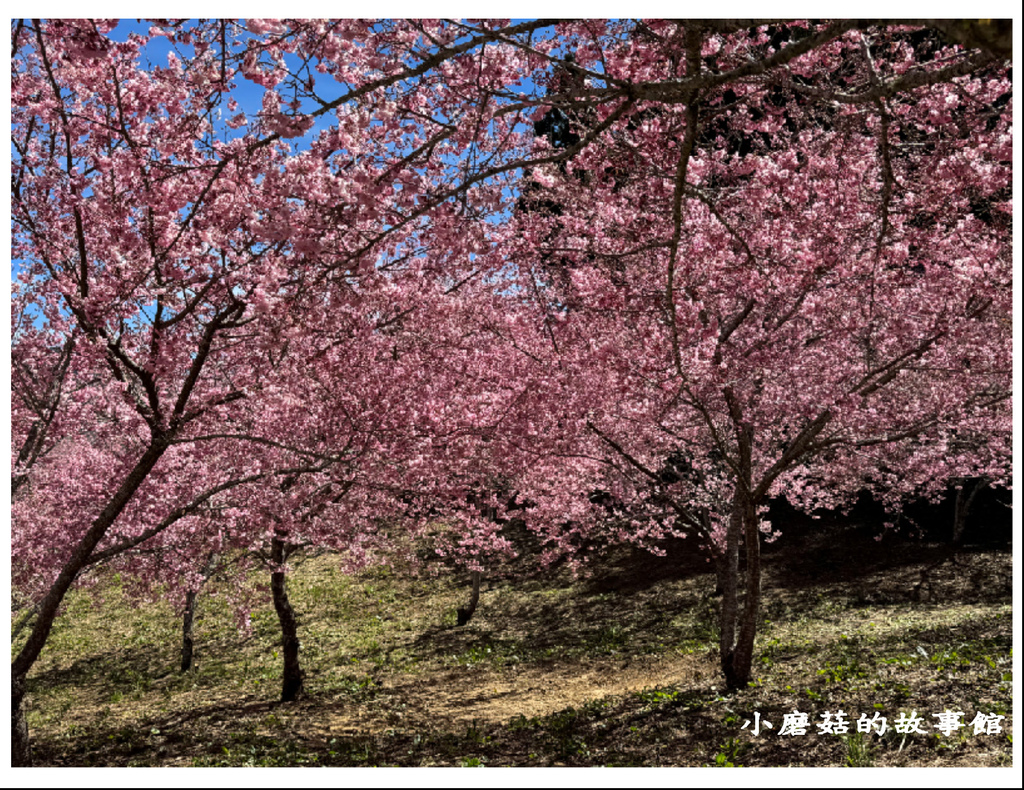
[26,644,176,696]
[30,694,282,767]
[577,495,1011,605]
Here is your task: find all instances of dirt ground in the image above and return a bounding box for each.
[312,651,711,738]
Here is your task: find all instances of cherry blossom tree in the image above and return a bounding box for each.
[10,18,1011,766]
[126,265,532,697]
[10,16,563,764]
[498,20,1011,688]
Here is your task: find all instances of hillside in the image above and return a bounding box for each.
[18,507,1013,767]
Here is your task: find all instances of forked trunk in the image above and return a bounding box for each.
[456,570,482,626]
[718,481,762,688]
[271,534,303,702]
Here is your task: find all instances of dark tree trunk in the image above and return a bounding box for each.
[12,674,31,767]
[914,477,990,601]
[180,589,198,672]
[727,500,761,689]
[271,534,303,702]
[720,500,761,692]
[719,497,762,690]
[953,477,986,546]
[718,401,763,691]
[718,505,741,682]
[180,552,217,672]
[11,437,170,766]
[456,570,482,626]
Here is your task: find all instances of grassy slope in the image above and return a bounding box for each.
[14,521,1013,767]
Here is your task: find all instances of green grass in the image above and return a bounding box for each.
[13,539,1013,767]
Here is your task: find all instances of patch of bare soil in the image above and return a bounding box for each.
[309,651,713,739]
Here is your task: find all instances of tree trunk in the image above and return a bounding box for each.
[11,437,170,766]
[718,506,741,683]
[717,402,762,690]
[180,552,217,672]
[271,534,303,702]
[914,477,990,601]
[953,477,986,546]
[12,674,31,767]
[181,589,198,673]
[719,497,762,690]
[728,500,762,689]
[456,570,482,626]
